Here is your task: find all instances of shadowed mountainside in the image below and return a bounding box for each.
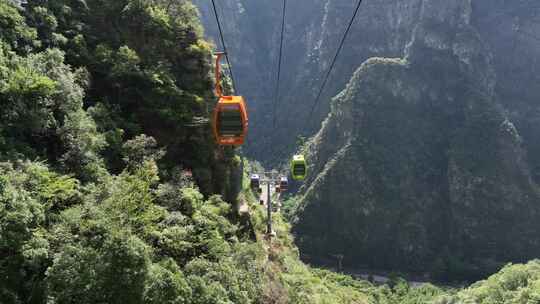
[293,0,540,282]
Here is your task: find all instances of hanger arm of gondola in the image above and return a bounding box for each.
[215,52,225,97]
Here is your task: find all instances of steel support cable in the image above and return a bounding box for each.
[272,0,288,129]
[304,0,364,129]
[210,0,238,94]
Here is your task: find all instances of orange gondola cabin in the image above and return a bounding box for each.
[212,52,248,146]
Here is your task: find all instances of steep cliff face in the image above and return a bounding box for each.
[293,0,540,281]
[471,1,540,184]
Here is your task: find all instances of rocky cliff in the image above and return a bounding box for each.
[472,0,540,185]
[293,0,540,281]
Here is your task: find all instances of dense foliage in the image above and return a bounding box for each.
[5,0,235,195]
[0,157,268,303]
[434,261,540,304]
[0,0,255,302]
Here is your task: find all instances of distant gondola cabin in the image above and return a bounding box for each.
[291,154,307,181]
[250,174,260,189]
[279,177,288,191]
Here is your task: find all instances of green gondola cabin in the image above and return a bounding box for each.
[290,154,307,180]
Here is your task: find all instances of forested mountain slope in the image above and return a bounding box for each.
[0,0,252,301]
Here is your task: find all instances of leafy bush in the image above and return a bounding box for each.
[439,261,540,304]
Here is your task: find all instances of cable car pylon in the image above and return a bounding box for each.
[250,171,289,237]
